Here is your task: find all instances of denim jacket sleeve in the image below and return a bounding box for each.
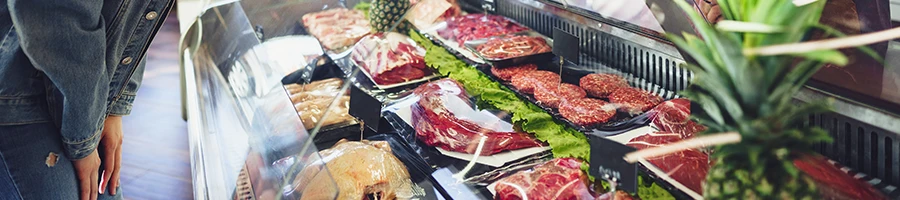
[109,61,144,116]
[8,0,107,159]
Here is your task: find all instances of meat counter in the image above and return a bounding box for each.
[178,0,900,199]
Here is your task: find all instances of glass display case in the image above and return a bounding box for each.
[179,0,900,199]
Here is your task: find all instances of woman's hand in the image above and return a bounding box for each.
[72,150,100,200]
[99,115,124,195]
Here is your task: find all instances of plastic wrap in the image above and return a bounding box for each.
[793,153,889,200]
[350,32,434,88]
[645,98,706,138]
[406,0,462,29]
[473,35,552,60]
[302,8,371,53]
[624,131,710,195]
[435,14,529,47]
[492,158,597,200]
[291,139,416,200]
[284,78,356,130]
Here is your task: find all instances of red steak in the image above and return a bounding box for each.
[490,64,538,81]
[351,32,429,85]
[510,70,561,94]
[626,132,710,194]
[410,79,542,155]
[534,83,586,109]
[476,35,552,59]
[580,73,629,98]
[494,158,596,200]
[609,87,663,115]
[437,14,529,46]
[646,98,707,138]
[559,98,617,126]
[794,154,889,200]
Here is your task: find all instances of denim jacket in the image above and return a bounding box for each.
[0,0,174,159]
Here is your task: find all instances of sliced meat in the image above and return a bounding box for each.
[509,70,561,94]
[476,35,552,60]
[302,8,370,51]
[579,73,629,98]
[558,98,617,126]
[647,98,707,138]
[626,132,709,194]
[411,79,543,155]
[490,64,538,81]
[351,32,429,85]
[794,154,889,200]
[533,83,586,108]
[609,87,663,114]
[494,158,596,200]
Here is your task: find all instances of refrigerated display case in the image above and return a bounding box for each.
[179,0,900,199]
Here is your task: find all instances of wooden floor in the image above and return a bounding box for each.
[120,11,194,200]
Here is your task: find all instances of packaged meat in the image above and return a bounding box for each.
[475,35,552,60]
[625,131,710,195]
[437,14,529,46]
[407,0,461,29]
[580,73,629,98]
[494,158,596,200]
[302,8,371,52]
[411,79,543,156]
[351,32,432,87]
[509,70,561,94]
[293,139,415,200]
[533,83,587,109]
[490,64,538,81]
[793,154,889,200]
[285,78,356,129]
[646,98,707,138]
[558,98,617,126]
[609,87,663,115]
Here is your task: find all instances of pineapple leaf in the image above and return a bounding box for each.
[791,49,849,66]
[811,23,885,63]
[782,160,800,177]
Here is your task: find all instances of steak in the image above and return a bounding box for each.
[609,87,663,115]
[510,70,561,94]
[626,132,710,194]
[476,35,552,59]
[302,8,370,51]
[646,98,707,138]
[534,83,587,109]
[494,158,596,200]
[411,79,543,155]
[437,14,529,46]
[793,154,889,200]
[580,73,629,98]
[351,32,429,85]
[491,64,538,81]
[558,98,617,126]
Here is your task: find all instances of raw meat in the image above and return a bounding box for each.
[285,78,355,129]
[509,70,561,94]
[558,98,617,126]
[411,79,543,155]
[534,83,586,108]
[646,98,707,138]
[579,73,629,98]
[494,158,596,200]
[294,139,414,200]
[609,87,663,114]
[490,64,538,81]
[437,14,529,46]
[626,132,709,194]
[302,8,371,52]
[351,32,430,85]
[793,154,889,200]
[596,191,636,200]
[476,35,552,60]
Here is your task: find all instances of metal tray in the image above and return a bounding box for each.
[463,31,555,67]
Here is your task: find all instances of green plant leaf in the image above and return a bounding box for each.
[790,49,849,66]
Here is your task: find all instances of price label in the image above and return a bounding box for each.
[552,28,580,64]
[588,133,638,193]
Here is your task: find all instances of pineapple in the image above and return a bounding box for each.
[369,0,413,33]
[667,0,874,199]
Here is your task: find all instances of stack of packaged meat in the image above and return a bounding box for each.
[476,35,552,60]
[351,32,431,85]
[302,8,371,52]
[284,78,355,129]
[437,14,529,46]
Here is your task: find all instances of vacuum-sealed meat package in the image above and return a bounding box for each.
[284,78,355,129]
[645,98,707,138]
[351,32,432,87]
[475,35,552,60]
[493,158,597,200]
[302,8,371,53]
[436,14,529,46]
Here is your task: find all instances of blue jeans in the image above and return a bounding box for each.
[0,123,122,200]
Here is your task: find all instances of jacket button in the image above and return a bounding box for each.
[145,11,158,20]
[121,57,133,65]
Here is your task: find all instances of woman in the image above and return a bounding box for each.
[0,1,173,200]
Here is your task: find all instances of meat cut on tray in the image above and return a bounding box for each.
[793,154,889,200]
[476,35,552,60]
[302,8,371,52]
[411,79,543,155]
[609,87,663,115]
[494,158,596,200]
[558,98,617,126]
[626,132,710,194]
[490,64,538,81]
[646,98,706,138]
[294,139,414,200]
[580,73,629,98]
[351,32,430,85]
[437,14,529,46]
[509,70,561,94]
[534,83,586,109]
[284,78,355,129]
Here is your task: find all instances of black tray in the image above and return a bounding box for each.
[478,59,655,136]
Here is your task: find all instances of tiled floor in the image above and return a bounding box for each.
[120,11,194,200]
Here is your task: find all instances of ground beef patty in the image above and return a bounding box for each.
[510,70,561,94]
[609,87,663,114]
[491,64,538,81]
[580,73,629,98]
[559,98,617,126]
[534,83,586,108]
